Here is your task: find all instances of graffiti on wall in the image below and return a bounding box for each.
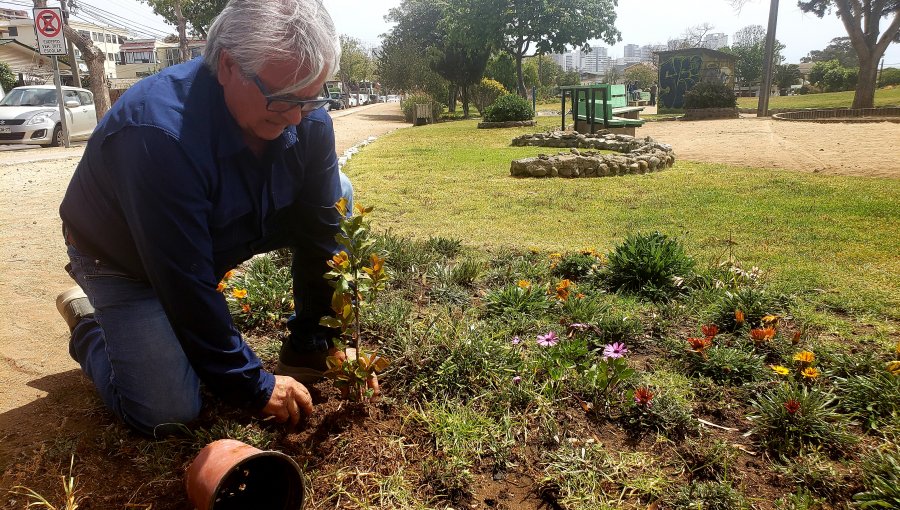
[658,52,735,109]
[659,55,702,109]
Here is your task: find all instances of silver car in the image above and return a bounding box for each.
[0,85,97,147]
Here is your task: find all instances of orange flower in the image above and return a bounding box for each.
[750,327,776,344]
[231,288,247,299]
[334,197,348,216]
[555,279,572,301]
[687,336,713,353]
[329,251,349,269]
[794,351,815,364]
[369,253,385,272]
[735,310,745,326]
[224,269,235,280]
[791,330,802,344]
[216,281,226,293]
[517,279,531,289]
[241,303,251,313]
[575,293,586,299]
[701,324,719,338]
[801,367,820,379]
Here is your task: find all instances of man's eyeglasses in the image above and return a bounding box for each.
[252,75,330,113]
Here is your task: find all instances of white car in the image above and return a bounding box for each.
[0,85,97,147]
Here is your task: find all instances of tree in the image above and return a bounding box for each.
[624,63,657,88]
[337,35,373,101]
[142,0,227,39]
[144,0,191,62]
[0,61,16,92]
[809,59,858,91]
[484,52,517,92]
[801,36,859,67]
[721,24,784,89]
[34,0,110,119]
[797,0,900,108]
[497,0,620,96]
[668,23,715,50]
[774,63,802,94]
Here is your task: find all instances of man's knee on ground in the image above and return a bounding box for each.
[120,392,202,437]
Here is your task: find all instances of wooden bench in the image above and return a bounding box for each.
[559,84,645,136]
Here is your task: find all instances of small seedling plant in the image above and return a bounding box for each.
[319,198,390,400]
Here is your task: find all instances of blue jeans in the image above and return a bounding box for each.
[65,171,353,436]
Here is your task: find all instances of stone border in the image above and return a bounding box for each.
[771,106,900,123]
[509,130,675,178]
[477,120,537,129]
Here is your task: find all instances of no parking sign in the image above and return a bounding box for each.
[33,7,67,55]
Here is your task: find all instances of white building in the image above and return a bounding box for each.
[703,33,728,50]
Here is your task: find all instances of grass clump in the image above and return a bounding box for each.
[748,382,854,456]
[853,444,900,509]
[670,480,750,510]
[604,231,694,302]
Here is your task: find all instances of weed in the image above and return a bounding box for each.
[551,251,602,282]
[675,436,740,482]
[423,236,462,258]
[683,345,767,385]
[670,480,750,510]
[774,489,827,510]
[9,455,80,510]
[709,287,778,332]
[421,455,473,504]
[189,418,276,451]
[483,282,551,319]
[853,443,900,509]
[774,450,846,502]
[603,231,695,302]
[622,388,697,440]
[748,382,854,456]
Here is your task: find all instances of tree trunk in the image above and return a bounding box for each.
[515,52,525,97]
[62,27,110,119]
[448,84,457,113]
[852,55,878,109]
[461,85,470,118]
[174,0,191,63]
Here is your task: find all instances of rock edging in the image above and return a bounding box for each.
[477,120,537,129]
[509,130,675,178]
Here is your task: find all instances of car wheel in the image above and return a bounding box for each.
[49,124,62,147]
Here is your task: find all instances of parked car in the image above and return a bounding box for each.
[327,92,345,110]
[0,85,97,147]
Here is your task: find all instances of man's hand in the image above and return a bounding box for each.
[262,375,314,426]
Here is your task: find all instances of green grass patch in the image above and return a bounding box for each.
[736,87,900,110]
[345,117,900,321]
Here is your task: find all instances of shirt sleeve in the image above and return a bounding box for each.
[102,126,275,409]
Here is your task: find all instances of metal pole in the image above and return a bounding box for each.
[877,58,885,88]
[51,56,71,147]
[757,0,779,117]
[60,0,80,88]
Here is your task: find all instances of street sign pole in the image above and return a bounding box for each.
[33,7,70,147]
[51,55,71,148]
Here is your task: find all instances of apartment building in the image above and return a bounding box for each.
[115,38,204,80]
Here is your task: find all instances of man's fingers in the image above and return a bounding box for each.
[296,385,313,415]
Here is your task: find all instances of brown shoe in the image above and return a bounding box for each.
[56,285,94,332]
[275,342,354,384]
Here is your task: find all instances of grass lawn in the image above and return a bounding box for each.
[737,86,900,110]
[346,116,900,324]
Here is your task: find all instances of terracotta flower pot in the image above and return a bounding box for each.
[185,439,305,510]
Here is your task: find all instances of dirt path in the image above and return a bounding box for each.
[640,114,900,178]
[0,102,407,469]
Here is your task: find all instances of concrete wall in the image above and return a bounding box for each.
[657,49,735,111]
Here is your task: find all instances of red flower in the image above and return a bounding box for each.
[783,398,801,415]
[634,387,654,407]
[687,336,713,353]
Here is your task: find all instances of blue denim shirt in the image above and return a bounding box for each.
[59,58,342,409]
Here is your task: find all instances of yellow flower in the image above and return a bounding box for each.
[770,365,790,376]
[216,281,226,293]
[895,340,900,356]
[555,279,572,301]
[369,253,385,272]
[329,251,349,269]
[334,197,348,217]
[887,361,900,376]
[761,314,778,326]
[232,288,248,299]
[517,280,531,289]
[794,351,815,363]
[801,366,820,379]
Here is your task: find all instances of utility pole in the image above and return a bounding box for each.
[59,0,80,87]
[757,0,779,117]
[877,58,885,88]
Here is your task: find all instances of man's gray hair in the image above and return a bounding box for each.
[204,0,340,94]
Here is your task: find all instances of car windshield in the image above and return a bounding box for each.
[0,88,58,107]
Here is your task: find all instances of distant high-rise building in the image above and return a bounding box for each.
[702,33,728,49]
[580,46,609,73]
[624,44,641,58]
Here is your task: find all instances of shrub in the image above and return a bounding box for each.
[675,437,740,482]
[0,61,16,94]
[683,345,767,385]
[809,60,858,92]
[833,367,900,431]
[853,445,900,509]
[879,67,900,87]
[551,251,601,282]
[748,382,854,456]
[472,78,508,116]
[604,232,695,302]
[622,390,697,439]
[401,93,443,123]
[483,282,550,319]
[683,81,737,109]
[482,93,533,122]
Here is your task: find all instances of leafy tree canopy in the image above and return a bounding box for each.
[801,37,859,67]
[142,0,227,38]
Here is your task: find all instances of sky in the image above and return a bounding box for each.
[9,0,899,67]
